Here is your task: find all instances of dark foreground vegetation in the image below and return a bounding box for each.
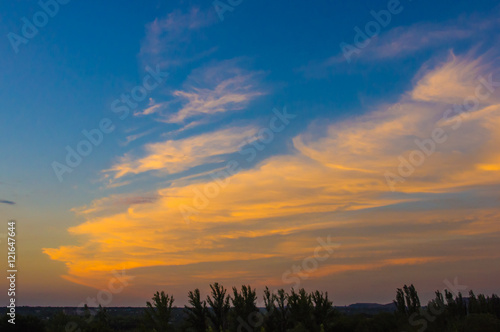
[2,283,499,331]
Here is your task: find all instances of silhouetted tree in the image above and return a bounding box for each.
[394,284,421,317]
[478,294,489,313]
[206,282,230,331]
[456,292,467,318]
[263,287,289,332]
[425,290,447,331]
[145,291,175,332]
[96,304,108,325]
[184,288,209,332]
[231,284,259,331]
[465,292,500,318]
[444,289,458,318]
[394,287,406,316]
[311,290,335,327]
[83,303,92,321]
[469,290,480,314]
[288,288,315,329]
[406,284,421,315]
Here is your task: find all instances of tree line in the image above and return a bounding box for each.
[146,283,337,332]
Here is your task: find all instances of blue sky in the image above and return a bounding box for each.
[1,0,500,306]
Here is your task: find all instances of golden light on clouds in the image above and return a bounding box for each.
[44,54,500,291]
[106,125,259,178]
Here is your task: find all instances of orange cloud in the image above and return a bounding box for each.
[45,53,500,291]
[106,125,259,179]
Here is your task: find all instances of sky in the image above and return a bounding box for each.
[1,0,500,307]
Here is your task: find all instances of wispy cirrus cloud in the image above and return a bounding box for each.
[169,77,261,123]
[71,194,159,217]
[300,12,500,76]
[356,20,475,60]
[140,7,217,68]
[45,53,500,290]
[137,9,264,133]
[135,60,264,125]
[411,54,488,104]
[121,128,157,146]
[105,125,259,179]
[137,101,169,117]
